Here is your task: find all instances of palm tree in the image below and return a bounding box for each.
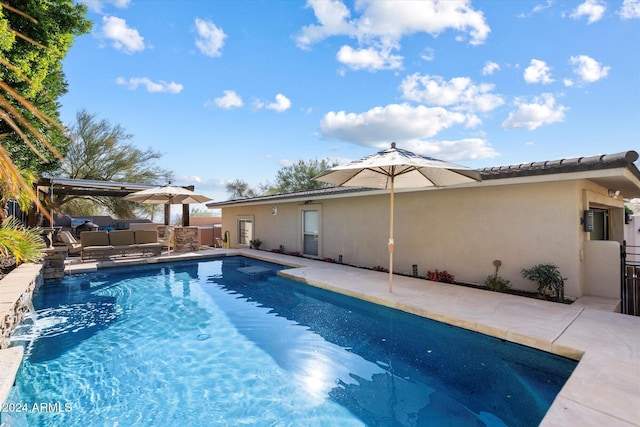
[0,2,78,264]
[0,3,65,218]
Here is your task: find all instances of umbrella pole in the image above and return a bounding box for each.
[389,176,395,293]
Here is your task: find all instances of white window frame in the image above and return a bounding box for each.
[298,205,322,257]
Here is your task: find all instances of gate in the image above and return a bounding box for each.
[621,240,640,316]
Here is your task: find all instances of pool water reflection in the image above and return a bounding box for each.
[7,256,576,426]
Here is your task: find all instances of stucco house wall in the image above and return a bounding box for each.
[220,179,620,298]
[215,151,640,301]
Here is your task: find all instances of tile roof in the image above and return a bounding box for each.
[207,186,368,207]
[478,150,640,181]
[207,150,640,207]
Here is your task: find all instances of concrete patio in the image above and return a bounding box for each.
[3,248,639,425]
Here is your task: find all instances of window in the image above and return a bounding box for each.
[237,218,253,246]
[302,210,319,256]
[590,208,609,241]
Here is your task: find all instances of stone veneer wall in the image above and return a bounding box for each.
[174,226,199,252]
[0,263,44,349]
[42,247,67,280]
[156,226,200,252]
[0,248,66,350]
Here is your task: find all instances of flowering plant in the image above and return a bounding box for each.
[427,269,455,284]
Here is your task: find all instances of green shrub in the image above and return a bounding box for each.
[521,264,566,302]
[485,274,511,292]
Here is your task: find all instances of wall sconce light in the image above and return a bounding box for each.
[582,210,594,232]
[608,189,620,198]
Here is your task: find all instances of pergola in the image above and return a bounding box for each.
[36,177,197,226]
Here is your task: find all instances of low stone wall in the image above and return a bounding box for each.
[0,263,43,349]
[42,247,67,280]
[174,226,199,252]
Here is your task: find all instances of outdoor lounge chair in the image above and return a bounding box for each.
[158,226,174,254]
[58,231,82,255]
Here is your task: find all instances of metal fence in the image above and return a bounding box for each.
[621,240,640,316]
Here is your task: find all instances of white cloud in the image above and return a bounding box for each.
[523,59,554,84]
[83,0,131,13]
[620,0,640,19]
[296,0,490,71]
[101,16,145,53]
[502,93,567,130]
[296,0,355,49]
[532,1,553,14]
[195,18,227,57]
[517,0,553,17]
[336,45,403,71]
[421,47,435,62]
[400,74,504,113]
[254,94,292,112]
[398,138,499,161]
[570,55,610,83]
[210,90,243,109]
[319,103,498,161]
[319,103,471,145]
[266,94,292,112]
[570,0,606,24]
[116,77,183,94]
[482,61,500,76]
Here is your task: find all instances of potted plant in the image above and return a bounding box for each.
[521,264,566,303]
[249,239,262,250]
[625,205,634,224]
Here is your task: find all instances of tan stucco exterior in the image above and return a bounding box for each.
[217,166,639,300]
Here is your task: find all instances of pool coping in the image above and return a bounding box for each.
[7,249,640,425]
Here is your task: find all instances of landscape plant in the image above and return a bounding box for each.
[0,216,43,265]
[427,269,455,284]
[0,2,89,266]
[521,264,566,303]
[485,260,511,292]
[249,239,262,249]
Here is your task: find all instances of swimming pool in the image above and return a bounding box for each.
[6,256,576,426]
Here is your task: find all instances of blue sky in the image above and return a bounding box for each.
[61,0,640,203]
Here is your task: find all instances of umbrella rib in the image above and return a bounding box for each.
[333,167,392,186]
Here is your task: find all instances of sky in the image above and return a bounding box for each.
[59,0,640,205]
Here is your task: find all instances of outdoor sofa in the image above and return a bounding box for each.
[80,230,162,260]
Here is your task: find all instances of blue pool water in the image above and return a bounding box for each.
[6,256,576,426]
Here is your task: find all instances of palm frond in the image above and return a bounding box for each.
[0,216,43,264]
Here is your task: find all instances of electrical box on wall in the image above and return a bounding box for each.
[583,210,594,232]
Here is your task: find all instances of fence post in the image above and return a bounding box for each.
[621,240,627,315]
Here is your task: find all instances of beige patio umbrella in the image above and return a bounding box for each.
[314,142,481,292]
[123,183,212,205]
[123,184,212,224]
[124,184,212,254]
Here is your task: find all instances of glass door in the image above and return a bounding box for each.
[302,210,319,256]
[238,219,253,246]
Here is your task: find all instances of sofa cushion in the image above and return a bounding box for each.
[134,230,158,245]
[108,230,136,246]
[80,231,110,247]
